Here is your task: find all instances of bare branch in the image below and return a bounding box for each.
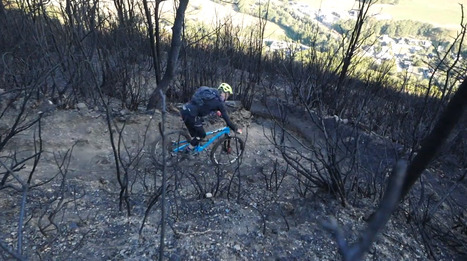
[325,160,408,261]
[400,76,467,200]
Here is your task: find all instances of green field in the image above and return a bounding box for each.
[379,0,466,29]
[182,0,466,41]
[166,0,289,40]
[299,0,467,29]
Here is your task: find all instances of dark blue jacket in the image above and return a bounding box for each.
[184,95,237,131]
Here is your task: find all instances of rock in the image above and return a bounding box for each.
[69,222,79,230]
[76,102,88,111]
[225,100,243,110]
[120,109,130,116]
[206,192,213,198]
[38,100,56,115]
[240,109,252,118]
[168,103,180,113]
[99,177,109,185]
[117,116,129,122]
[282,202,295,215]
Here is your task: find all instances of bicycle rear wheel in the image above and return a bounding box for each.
[151,130,191,167]
[210,136,245,166]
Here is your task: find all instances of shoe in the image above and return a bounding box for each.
[184,145,195,160]
[185,146,194,154]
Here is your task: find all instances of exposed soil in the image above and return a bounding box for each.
[0,99,465,260]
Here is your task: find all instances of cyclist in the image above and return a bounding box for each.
[181,83,242,152]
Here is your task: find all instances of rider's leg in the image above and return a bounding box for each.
[181,110,196,137]
[190,116,206,146]
[181,112,205,149]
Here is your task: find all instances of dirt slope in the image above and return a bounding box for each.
[0,100,465,260]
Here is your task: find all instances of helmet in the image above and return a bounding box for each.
[218,83,233,94]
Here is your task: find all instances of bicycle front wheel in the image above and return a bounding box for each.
[151,130,191,167]
[210,136,245,166]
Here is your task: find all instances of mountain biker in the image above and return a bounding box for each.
[180,83,242,152]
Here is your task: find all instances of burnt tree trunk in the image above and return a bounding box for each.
[147,0,189,110]
[399,77,467,200]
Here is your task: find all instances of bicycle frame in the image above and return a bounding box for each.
[172,127,231,154]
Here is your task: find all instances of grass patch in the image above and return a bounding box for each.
[298,0,464,29]
[377,0,464,28]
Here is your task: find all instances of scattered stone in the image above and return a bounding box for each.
[240,109,252,118]
[38,100,56,115]
[226,100,243,110]
[77,102,88,111]
[281,202,295,215]
[1,91,462,261]
[120,109,130,116]
[99,177,109,185]
[117,116,129,122]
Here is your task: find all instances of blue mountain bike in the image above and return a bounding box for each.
[151,126,245,166]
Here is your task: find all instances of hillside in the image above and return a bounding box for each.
[1,99,465,260]
[1,2,466,260]
[159,0,288,39]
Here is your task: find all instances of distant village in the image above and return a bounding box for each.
[263,1,450,79]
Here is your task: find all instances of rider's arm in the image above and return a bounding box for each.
[218,103,238,132]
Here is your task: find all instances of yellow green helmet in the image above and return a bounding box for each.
[218,82,233,94]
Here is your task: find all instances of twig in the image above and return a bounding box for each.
[174,229,222,237]
[159,88,168,261]
[0,240,27,261]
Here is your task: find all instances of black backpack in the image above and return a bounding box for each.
[191,87,219,106]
